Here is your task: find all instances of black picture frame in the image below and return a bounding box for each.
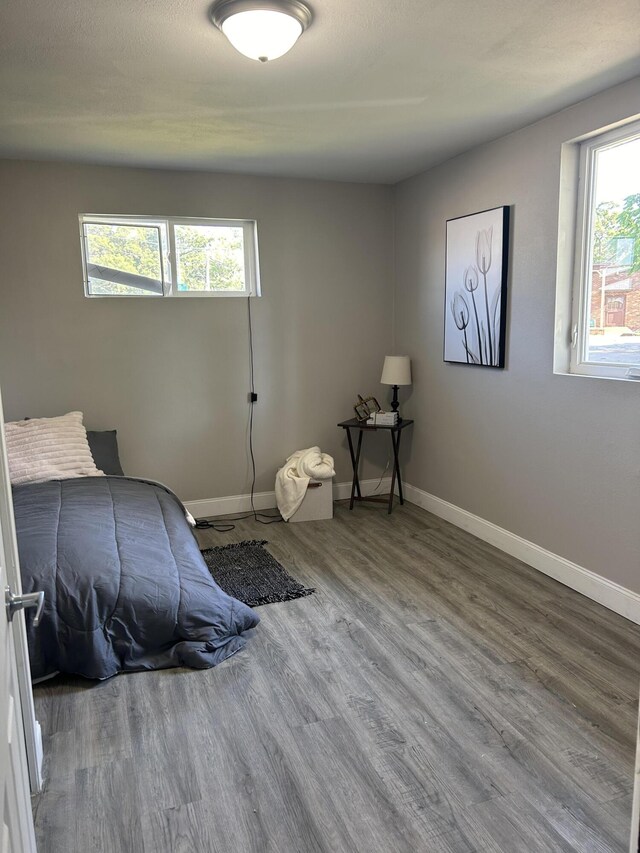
[443,205,510,368]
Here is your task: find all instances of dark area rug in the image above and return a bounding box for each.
[200,539,315,607]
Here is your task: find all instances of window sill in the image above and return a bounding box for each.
[554,369,640,383]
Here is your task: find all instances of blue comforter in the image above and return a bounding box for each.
[13,476,259,680]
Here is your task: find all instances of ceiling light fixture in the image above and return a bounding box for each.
[210,0,313,63]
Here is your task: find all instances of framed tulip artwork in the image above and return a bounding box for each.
[444,206,510,368]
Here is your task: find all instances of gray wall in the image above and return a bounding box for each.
[0,162,393,500]
[393,76,640,594]
[1,77,638,595]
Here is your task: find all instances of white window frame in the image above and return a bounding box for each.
[569,119,640,380]
[79,214,260,298]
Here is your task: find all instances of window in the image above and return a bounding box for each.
[80,215,259,297]
[569,120,640,379]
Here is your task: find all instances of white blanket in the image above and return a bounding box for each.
[275,446,335,521]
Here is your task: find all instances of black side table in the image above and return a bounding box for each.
[337,417,414,514]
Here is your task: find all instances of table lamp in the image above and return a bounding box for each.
[381,356,412,420]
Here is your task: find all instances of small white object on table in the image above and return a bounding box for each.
[367,411,398,426]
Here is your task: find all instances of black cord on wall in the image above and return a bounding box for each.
[245,296,281,526]
[195,297,282,532]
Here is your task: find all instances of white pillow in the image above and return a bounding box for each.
[4,411,104,486]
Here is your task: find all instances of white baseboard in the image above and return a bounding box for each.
[186,478,640,625]
[184,477,392,520]
[403,483,640,626]
[185,490,277,519]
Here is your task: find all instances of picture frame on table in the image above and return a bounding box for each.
[353,395,381,422]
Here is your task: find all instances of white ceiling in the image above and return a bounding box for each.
[1,0,639,183]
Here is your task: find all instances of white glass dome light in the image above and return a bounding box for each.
[223,10,302,61]
[210,0,313,63]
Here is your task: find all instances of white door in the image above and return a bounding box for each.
[631,697,640,852]
[0,393,43,794]
[0,390,38,853]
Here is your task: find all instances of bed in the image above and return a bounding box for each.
[13,475,259,681]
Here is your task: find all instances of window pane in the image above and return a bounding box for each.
[84,223,164,296]
[586,135,640,365]
[174,224,245,292]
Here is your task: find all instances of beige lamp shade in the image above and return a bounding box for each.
[381,356,412,386]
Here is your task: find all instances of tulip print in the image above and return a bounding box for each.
[463,265,484,364]
[475,227,493,275]
[476,226,494,365]
[451,293,471,363]
[463,265,479,292]
[444,207,508,368]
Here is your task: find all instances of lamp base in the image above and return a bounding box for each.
[390,385,402,422]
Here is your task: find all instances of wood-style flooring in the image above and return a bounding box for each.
[32,501,640,852]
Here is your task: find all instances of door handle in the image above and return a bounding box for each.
[5,586,45,627]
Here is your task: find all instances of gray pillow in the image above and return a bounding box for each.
[86,430,124,476]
